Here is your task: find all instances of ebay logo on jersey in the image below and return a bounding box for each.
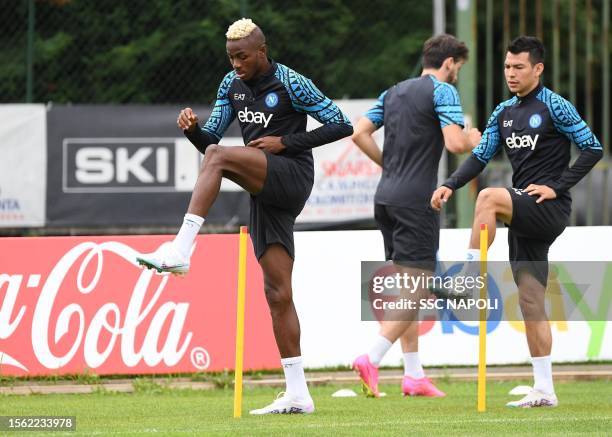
[238,107,273,127]
[506,132,539,150]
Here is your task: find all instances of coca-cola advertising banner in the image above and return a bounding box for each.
[0,234,278,376]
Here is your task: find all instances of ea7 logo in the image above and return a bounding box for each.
[63,139,175,193]
[503,120,513,127]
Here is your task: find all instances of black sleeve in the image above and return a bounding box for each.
[183,124,220,154]
[442,154,487,191]
[281,123,353,152]
[547,148,603,195]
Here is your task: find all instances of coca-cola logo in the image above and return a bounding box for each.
[0,242,197,372]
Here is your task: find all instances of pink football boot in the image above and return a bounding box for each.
[352,354,380,397]
[402,376,446,397]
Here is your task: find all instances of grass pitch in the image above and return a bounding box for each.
[1,380,610,436]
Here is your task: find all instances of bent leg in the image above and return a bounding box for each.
[258,243,300,358]
[469,187,513,249]
[188,145,268,217]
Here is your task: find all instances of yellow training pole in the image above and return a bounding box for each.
[233,226,248,418]
[477,223,488,412]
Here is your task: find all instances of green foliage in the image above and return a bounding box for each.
[0,0,431,103]
[1,0,608,120]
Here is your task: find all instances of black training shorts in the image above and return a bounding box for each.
[506,187,570,286]
[374,203,440,271]
[249,152,313,260]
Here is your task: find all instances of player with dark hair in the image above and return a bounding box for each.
[431,36,603,408]
[136,18,353,414]
[351,34,481,398]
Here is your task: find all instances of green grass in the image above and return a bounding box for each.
[0,380,610,436]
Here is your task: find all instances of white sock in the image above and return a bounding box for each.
[172,213,204,258]
[532,355,555,395]
[464,248,481,276]
[281,356,311,401]
[403,352,425,379]
[367,335,393,366]
[466,248,480,262]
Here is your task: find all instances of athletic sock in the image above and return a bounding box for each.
[532,355,555,395]
[172,213,204,259]
[281,356,311,401]
[367,335,393,366]
[464,248,481,276]
[403,352,425,379]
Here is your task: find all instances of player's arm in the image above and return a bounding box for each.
[544,94,604,196]
[442,125,481,153]
[434,82,481,154]
[431,103,504,210]
[351,91,386,166]
[352,118,382,166]
[280,70,353,152]
[180,72,237,154]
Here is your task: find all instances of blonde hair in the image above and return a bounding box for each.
[226,18,258,40]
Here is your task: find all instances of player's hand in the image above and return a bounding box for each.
[246,136,285,154]
[431,186,454,211]
[467,127,482,150]
[177,107,199,132]
[524,184,557,203]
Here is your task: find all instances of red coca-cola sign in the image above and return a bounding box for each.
[0,235,278,376]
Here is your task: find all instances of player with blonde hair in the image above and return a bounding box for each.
[137,18,352,414]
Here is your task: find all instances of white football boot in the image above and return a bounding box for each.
[506,389,558,408]
[136,242,190,275]
[249,392,315,415]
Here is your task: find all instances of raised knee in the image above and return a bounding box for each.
[476,187,498,209]
[201,144,224,169]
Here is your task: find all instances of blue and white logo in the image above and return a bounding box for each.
[529,113,542,128]
[265,92,279,108]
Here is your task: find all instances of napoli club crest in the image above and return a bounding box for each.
[529,113,542,128]
[265,92,279,108]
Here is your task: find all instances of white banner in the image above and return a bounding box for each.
[297,100,382,223]
[0,105,46,227]
[293,227,612,367]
